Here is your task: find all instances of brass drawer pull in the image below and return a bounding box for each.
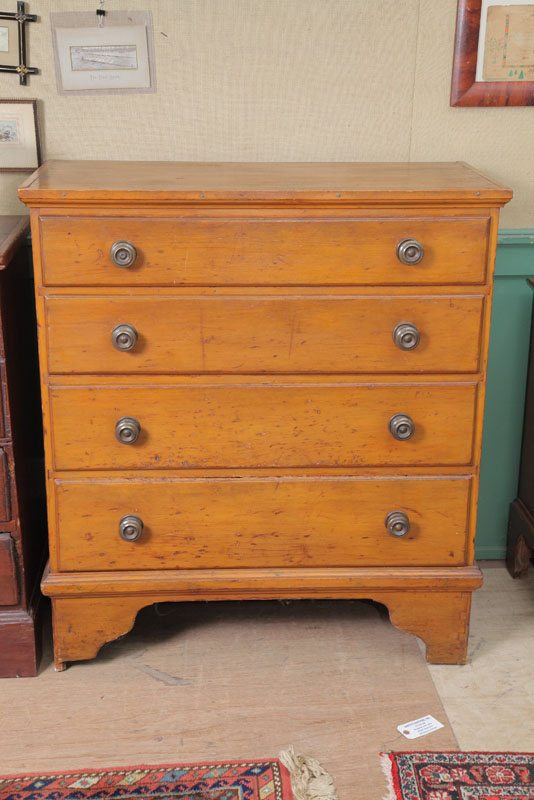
[112,323,138,352]
[385,510,410,538]
[389,413,415,440]
[119,514,143,542]
[396,238,424,265]
[393,322,420,351]
[115,416,141,444]
[110,240,137,268]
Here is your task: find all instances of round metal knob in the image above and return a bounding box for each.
[115,416,140,445]
[389,413,415,441]
[112,323,138,352]
[119,514,144,542]
[393,322,420,351]
[385,510,410,538]
[396,238,424,265]
[110,240,137,268]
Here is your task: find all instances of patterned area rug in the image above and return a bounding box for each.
[0,760,293,800]
[381,752,534,800]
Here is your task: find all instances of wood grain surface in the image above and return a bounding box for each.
[49,382,478,470]
[53,475,472,571]
[39,216,490,286]
[19,160,513,205]
[45,295,485,375]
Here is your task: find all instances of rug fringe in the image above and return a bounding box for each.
[279,747,338,800]
[380,753,396,800]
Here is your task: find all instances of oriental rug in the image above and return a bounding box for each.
[0,760,293,800]
[381,752,534,800]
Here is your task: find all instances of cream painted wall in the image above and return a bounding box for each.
[0,0,531,226]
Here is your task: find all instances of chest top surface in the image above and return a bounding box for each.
[18,160,512,207]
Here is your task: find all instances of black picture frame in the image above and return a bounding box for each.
[0,1,37,85]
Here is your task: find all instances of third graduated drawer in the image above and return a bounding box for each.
[45,295,485,374]
[53,475,473,571]
[49,382,478,470]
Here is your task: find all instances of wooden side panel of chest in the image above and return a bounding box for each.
[19,160,512,670]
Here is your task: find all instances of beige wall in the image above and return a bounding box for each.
[1,0,531,226]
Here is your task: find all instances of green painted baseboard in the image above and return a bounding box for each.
[475,229,534,558]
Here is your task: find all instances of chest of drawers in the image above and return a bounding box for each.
[19,160,511,670]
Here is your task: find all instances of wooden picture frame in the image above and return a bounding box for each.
[451,0,534,106]
[0,98,40,171]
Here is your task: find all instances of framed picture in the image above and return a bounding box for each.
[0,99,40,171]
[0,2,38,85]
[451,0,534,105]
[50,10,156,96]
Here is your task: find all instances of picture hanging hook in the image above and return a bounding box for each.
[96,0,105,27]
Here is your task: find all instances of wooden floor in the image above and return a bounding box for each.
[0,596,456,800]
[1,562,533,799]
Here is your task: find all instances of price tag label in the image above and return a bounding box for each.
[397,714,444,739]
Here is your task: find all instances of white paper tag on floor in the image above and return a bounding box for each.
[397,714,444,739]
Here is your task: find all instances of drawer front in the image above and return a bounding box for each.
[40,217,489,286]
[50,383,477,470]
[46,295,484,375]
[54,476,471,571]
[0,533,18,604]
[0,449,11,521]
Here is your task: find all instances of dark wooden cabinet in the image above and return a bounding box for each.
[0,216,47,677]
[507,279,534,577]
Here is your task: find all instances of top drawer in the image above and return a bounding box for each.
[39,216,490,286]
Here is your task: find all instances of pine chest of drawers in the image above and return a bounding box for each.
[19,160,512,670]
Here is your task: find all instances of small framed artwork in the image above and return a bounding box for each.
[451,0,534,106]
[0,2,38,85]
[50,10,156,95]
[0,98,40,171]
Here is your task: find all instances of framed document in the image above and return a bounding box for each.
[451,0,534,106]
[50,10,156,95]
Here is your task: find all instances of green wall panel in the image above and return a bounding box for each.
[476,231,534,558]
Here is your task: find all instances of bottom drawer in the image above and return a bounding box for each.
[54,476,471,571]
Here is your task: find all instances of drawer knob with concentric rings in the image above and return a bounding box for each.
[119,514,144,542]
[393,322,420,351]
[389,413,415,441]
[110,240,137,268]
[385,510,410,538]
[115,416,141,444]
[396,238,424,265]
[112,323,138,352]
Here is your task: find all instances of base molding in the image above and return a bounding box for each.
[42,564,483,670]
[0,597,44,678]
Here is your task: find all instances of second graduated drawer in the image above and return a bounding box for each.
[45,295,485,374]
[49,382,478,470]
[54,475,472,571]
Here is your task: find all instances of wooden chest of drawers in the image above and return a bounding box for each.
[19,160,512,669]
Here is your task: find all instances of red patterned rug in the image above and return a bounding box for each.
[381,752,534,800]
[0,760,293,800]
